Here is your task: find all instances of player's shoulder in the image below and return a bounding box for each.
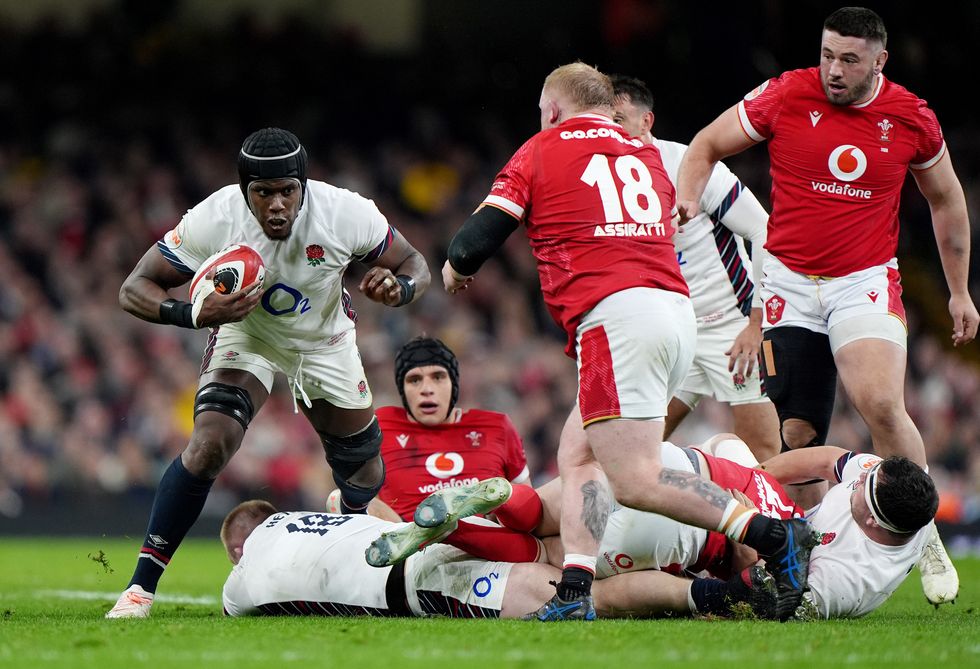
[459,408,514,428]
[876,76,933,112]
[652,138,687,171]
[191,184,246,217]
[376,405,410,424]
[306,179,374,207]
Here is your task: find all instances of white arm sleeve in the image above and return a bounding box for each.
[221,566,258,616]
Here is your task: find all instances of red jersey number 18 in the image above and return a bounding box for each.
[580,154,663,224]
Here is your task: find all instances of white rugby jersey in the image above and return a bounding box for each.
[223,512,400,616]
[656,139,768,321]
[159,181,393,350]
[804,453,929,618]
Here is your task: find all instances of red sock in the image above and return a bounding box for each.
[492,483,543,533]
[446,520,540,562]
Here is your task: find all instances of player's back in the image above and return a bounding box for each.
[222,512,399,615]
[491,114,687,339]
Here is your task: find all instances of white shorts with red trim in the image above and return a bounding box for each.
[759,254,907,346]
[575,287,696,424]
[202,325,372,409]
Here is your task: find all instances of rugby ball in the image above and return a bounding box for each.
[189,244,265,303]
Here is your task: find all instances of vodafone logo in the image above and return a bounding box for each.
[828,145,868,182]
[425,452,464,479]
[614,554,634,570]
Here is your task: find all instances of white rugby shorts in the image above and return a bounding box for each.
[201,325,372,409]
[406,544,512,618]
[597,443,706,577]
[677,313,768,406]
[759,255,907,352]
[575,287,696,425]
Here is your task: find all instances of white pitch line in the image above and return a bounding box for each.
[34,589,218,606]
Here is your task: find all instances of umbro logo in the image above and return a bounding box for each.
[396,434,409,448]
[809,111,823,127]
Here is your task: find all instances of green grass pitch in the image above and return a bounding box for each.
[0,537,977,669]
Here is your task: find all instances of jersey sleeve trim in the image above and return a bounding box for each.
[354,225,395,262]
[910,141,946,171]
[510,466,530,485]
[736,101,766,142]
[156,240,195,275]
[833,451,856,483]
[709,181,743,220]
[483,195,524,220]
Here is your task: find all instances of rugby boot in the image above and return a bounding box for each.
[764,518,821,621]
[523,583,596,621]
[105,584,154,619]
[919,523,959,607]
[413,477,512,528]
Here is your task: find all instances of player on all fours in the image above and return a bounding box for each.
[443,62,817,621]
[107,128,430,619]
[610,74,779,463]
[221,491,777,620]
[676,6,974,604]
[326,336,552,566]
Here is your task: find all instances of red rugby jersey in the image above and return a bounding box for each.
[377,406,529,521]
[739,68,944,277]
[482,113,688,355]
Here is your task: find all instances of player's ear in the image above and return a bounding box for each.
[232,546,244,564]
[644,111,655,135]
[873,49,888,75]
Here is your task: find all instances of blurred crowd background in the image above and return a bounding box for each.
[1,0,978,539]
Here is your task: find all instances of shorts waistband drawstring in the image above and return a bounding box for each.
[291,353,313,414]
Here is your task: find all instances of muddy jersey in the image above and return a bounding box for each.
[377,407,529,520]
[482,113,687,353]
[739,68,944,276]
[159,181,394,350]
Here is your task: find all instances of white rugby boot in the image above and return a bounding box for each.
[918,523,959,607]
[105,584,154,619]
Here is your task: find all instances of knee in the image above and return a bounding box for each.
[781,418,817,450]
[855,395,906,430]
[185,426,240,477]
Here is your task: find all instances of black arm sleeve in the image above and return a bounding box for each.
[446,205,520,276]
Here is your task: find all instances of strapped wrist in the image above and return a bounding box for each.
[160,299,196,329]
[394,275,416,307]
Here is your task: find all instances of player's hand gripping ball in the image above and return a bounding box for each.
[189,244,266,303]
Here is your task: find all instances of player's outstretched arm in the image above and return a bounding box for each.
[758,445,850,486]
[444,204,519,293]
[912,151,979,346]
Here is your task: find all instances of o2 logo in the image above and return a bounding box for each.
[473,572,500,597]
[262,283,312,316]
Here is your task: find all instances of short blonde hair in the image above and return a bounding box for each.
[543,62,614,112]
[220,499,277,552]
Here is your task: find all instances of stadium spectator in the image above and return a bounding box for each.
[105,128,430,618]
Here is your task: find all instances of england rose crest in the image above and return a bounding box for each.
[306,244,325,266]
